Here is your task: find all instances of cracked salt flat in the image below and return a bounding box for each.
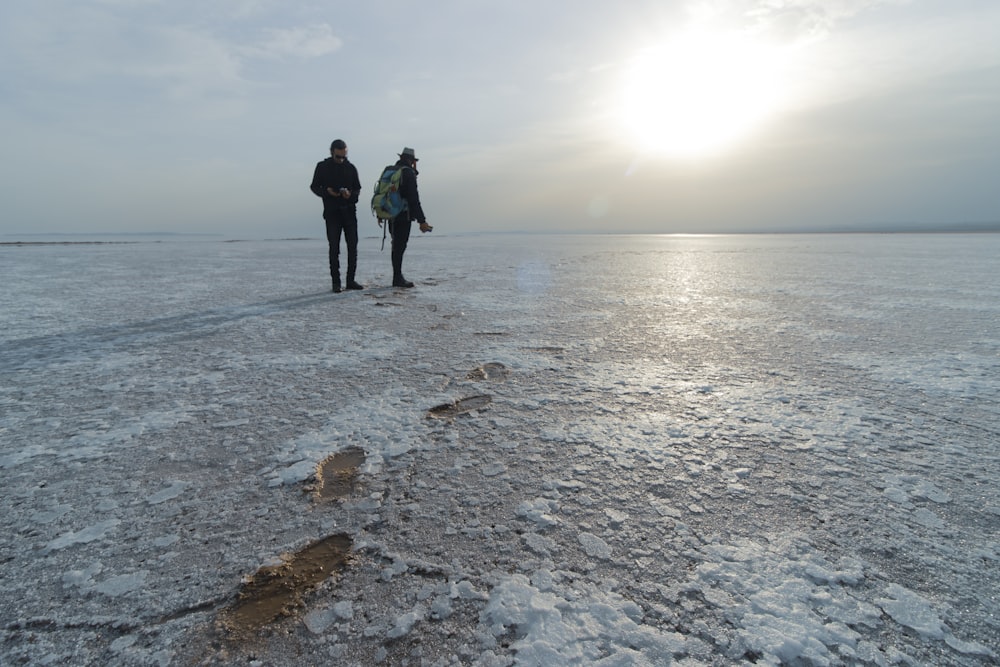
[1,233,998,666]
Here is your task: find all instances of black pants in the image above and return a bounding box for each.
[389,215,412,282]
[325,208,359,283]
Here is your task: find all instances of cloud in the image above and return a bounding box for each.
[129,27,250,102]
[0,3,342,102]
[0,7,248,108]
[245,23,343,60]
[744,0,906,39]
[678,1,912,45]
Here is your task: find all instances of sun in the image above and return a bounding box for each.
[620,29,786,159]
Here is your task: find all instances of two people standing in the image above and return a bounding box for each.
[311,141,431,291]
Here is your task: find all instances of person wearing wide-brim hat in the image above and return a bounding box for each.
[387,147,432,288]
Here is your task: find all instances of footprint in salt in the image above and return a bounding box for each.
[313,447,366,501]
[427,395,492,419]
[218,533,353,636]
[467,362,509,382]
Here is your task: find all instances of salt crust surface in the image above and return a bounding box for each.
[1,233,998,665]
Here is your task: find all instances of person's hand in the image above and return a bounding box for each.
[326,187,338,196]
[339,188,351,199]
[419,221,433,233]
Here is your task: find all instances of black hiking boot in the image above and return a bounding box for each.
[346,280,364,290]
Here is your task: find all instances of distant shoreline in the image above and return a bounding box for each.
[0,240,142,246]
[0,238,315,246]
[3,229,999,246]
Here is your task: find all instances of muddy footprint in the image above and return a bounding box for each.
[466,362,509,381]
[218,533,352,635]
[428,394,492,418]
[313,447,366,501]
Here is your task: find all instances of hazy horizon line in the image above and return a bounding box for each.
[4,226,1000,245]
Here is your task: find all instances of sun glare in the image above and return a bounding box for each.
[620,29,785,159]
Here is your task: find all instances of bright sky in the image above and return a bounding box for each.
[2,0,999,237]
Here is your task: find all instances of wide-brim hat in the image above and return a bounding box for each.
[399,147,419,161]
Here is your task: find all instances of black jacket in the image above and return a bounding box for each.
[393,160,426,224]
[310,157,362,218]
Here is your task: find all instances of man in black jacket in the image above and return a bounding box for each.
[310,139,364,292]
[389,147,432,288]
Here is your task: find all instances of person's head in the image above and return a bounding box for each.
[330,139,348,162]
[398,147,419,168]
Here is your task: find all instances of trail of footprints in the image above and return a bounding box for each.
[217,362,507,637]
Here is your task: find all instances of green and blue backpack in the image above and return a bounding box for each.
[371,166,408,222]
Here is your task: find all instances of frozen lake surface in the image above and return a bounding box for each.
[1,233,998,666]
